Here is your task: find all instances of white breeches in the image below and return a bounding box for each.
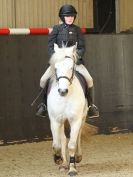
[40,66,53,88]
[40,64,93,89]
[75,64,93,88]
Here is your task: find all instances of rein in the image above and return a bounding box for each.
[55,55,76,85]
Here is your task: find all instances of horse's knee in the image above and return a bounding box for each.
[88,78,93,88]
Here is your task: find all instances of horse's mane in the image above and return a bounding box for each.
[49,44,77,66]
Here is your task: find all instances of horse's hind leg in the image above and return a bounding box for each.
[75,127,82,163]
[50,120,63,165]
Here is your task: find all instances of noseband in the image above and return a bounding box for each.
[56,56,75,84]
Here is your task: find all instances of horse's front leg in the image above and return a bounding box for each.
[50,120,63,165]
[68,119,82,176]
[59,124,68,171]
[50,120,68,170]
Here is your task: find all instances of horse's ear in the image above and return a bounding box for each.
[54,43,59,52]
[73,44,77,53]
[75,42,78,48]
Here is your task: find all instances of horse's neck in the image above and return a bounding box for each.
[73,75,82,88]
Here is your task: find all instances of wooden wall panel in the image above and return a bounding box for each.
[0,0,94,28]
[119,0,133,31]
[78,0,93,27]
[0,0,15,27]
[16,0,43,27]
[1,0,133,31]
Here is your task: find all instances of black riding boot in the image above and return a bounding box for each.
[36,88,47,118]
[87,87,99,118]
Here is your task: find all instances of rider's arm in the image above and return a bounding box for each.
[76,27,86,59]
[48,25,59,58]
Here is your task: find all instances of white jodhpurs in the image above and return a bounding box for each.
[76,64,93,88]
[40,66,53,88]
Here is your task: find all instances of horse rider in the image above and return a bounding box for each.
[36,4,99,119]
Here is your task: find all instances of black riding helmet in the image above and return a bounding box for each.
[59,4,77,22]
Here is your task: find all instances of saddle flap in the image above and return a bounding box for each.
[75,71,87,97]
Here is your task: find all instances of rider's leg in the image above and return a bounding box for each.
[40,66,53,88]
[36,66,53,117]
[36,87,47,117]
[76,64,99,118]
[87,87,99,118]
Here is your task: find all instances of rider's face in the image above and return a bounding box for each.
[64,16,75,25]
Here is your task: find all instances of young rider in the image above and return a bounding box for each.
[36,4,99,119]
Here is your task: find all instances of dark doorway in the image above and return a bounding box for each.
[93,0,116,33]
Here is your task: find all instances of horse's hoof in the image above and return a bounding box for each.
[54,154,63,165]
[68,170,77,176]
[75,155,82,163]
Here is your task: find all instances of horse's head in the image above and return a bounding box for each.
[49,44,77,96]
[55,57,75,96]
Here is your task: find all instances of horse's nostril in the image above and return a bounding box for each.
[58,88,61,93]
[65,89,68,93]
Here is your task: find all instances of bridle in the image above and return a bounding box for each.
[55,56,76,85]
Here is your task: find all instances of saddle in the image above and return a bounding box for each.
[75,71,88,97]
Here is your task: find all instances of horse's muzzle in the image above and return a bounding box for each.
[58,88,68,96]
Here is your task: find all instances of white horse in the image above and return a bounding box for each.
[47,44,88,176]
